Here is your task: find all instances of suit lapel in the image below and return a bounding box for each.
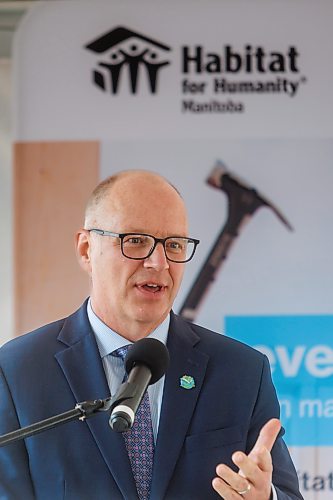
[54,303,138,500]
[150,313,209,499]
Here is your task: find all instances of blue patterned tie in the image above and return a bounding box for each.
[111,345,154,500]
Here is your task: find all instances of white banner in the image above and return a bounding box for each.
[14,0,333,140]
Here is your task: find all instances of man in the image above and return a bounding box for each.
[0,170,302,499]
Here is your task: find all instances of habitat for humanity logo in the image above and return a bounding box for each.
[85,26,171,94]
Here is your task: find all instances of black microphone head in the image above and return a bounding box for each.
[125,338,169,385]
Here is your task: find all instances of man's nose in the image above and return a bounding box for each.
[143,242,169,270]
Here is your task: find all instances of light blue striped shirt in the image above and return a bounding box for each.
[87,299,169,443]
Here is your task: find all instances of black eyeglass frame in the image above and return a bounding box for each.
[87,228,200,263]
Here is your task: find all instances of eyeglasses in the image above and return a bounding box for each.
[88,229,200,263]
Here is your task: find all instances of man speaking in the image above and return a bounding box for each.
[0,170,302,499]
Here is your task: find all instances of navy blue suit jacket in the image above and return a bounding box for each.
[0,302,302,499]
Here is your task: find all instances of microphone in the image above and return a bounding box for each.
[109,338,169,432]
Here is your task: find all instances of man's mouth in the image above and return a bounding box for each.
[136,282,166,293]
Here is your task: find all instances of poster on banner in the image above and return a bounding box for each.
[8,1,333,498]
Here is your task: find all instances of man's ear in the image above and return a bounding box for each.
[75,229,92,275]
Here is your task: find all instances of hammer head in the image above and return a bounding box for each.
[207,160,293,231]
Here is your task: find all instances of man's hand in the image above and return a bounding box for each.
[212,418,281,499]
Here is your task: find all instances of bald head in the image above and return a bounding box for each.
[84,170,186,232]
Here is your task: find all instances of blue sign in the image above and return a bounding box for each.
[225,315,333,446]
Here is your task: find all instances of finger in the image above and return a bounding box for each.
[215,463,251,495]
[232,451,273,498]
[212,476,250,499]
[212,477,235,498]
[233,447,272,478]
[250,418,281,455]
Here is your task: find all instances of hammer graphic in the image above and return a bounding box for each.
[179,161,293,321]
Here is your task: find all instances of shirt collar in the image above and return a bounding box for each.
[87,298,170,358]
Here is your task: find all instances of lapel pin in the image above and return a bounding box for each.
[180,375,196,390]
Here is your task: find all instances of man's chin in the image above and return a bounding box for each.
[132,308,170,331]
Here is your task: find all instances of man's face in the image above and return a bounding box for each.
[77,174,188,340]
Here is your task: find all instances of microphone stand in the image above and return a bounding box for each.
[0,381,139,448]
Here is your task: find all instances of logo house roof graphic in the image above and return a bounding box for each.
[85,26,171,94]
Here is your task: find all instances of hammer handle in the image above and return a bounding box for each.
[179,227,237,321]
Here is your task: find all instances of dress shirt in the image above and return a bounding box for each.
[87,299,169,443]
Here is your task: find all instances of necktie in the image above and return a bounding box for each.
[111,345,154,500]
